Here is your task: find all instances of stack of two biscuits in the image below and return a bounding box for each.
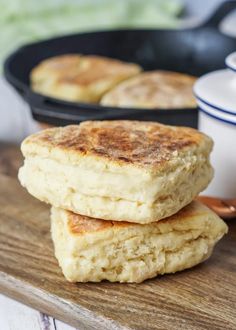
[19,120,227,283]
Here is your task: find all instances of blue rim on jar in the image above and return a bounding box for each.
[194,52,236,126]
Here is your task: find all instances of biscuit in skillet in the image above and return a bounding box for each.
[101,71,197,108]
[30,54,141,103]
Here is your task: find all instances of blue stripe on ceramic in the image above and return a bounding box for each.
[199,107,236,126]
[225,64,236,73]
[225,52,236,73]
[195,93,236,116]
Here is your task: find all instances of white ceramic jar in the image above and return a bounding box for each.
[194,52,236,199]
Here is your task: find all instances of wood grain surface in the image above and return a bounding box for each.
[0,144,236,330]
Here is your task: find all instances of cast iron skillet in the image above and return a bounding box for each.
[4,0,236,128]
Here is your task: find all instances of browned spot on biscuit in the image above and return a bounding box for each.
[66,200,206,235]
[23,120,210,168]
[68,211,131,235]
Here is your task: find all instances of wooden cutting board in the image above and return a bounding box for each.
[0,144,236,330]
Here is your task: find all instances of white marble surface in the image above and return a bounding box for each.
[0,77,39,144]
[0,1,236,329]
[0,295,75,330]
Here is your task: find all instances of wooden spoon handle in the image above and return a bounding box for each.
[197,196,236,219]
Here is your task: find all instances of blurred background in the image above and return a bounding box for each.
[1,0,236,143]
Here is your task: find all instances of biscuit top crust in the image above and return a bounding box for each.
[21,120,212,169]
[67,201,227,235]
[101,71,197,108]
[31,54,141,86]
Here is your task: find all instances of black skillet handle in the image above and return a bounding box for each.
[27,92,94,123]
[27,91,140,124]
[203,0,236,28]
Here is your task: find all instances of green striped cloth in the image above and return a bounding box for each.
[1,0,182,68]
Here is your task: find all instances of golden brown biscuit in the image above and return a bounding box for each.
[30,54,141,102]
[101,71,197,108]
[19,120,214,223]
[51,201,228,283]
